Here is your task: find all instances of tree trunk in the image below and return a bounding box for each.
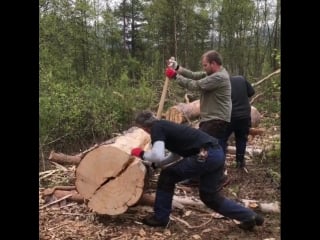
[165,99,261,127]
[165,99,200,124]
[75,127,151,215]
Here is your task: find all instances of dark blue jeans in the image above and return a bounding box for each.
[153,145,257,223]
[220,117,251,163]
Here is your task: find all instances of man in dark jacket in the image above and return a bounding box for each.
[131,110,263,231]
[221,75,255,170]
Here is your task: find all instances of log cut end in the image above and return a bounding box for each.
[165,100,200,124]
[75,145,133,199]
[88,158,146,215]
[75,127,150,215]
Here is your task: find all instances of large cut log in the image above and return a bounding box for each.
[250,106,261,128]
[165,99,261,127]
[75,127,151,215]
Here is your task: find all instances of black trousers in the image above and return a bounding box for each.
[220,117,251,163]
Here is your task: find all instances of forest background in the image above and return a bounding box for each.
[39,0,281,171]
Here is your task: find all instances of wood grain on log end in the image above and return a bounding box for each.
[88,158,146,215]
[76,145,131,199]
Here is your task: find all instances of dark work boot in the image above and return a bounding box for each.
[236,154,245,167]
[142,215,169,227]
[236,161,248,173]
[238,214,264,231]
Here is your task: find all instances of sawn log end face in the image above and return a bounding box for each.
[87,158,146,215]
[75,146,130,199]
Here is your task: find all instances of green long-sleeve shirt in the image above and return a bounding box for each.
[176,67,232,123]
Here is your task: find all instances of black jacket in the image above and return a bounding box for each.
[230,76,255,119]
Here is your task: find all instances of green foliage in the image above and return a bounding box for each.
[266,137,280,161]
[39,71,156,156]
[253,68,281,127]
[271,48,281,68]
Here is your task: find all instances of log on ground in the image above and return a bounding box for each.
[165,99,261,127]
[75,127,151,215]
[165,100,200,124]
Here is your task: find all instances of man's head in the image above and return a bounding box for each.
[135,110,157,133]
[201,50,223,75]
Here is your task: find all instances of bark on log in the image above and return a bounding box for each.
[165,100,200,124]
[250,106,261,128]
[49,140,114,165]
[138,193,184,209]
[48,151,82,165]
[43,189,84,204]
[75,127,151,215]
[227,145,264,156]
[165,99,261,127]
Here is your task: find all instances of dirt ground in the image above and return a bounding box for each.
[39,128,280,240]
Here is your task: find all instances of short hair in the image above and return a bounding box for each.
[202,50,222,65]
[135,110,157,127]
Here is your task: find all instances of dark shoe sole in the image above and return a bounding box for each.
[142,216,168,227]
[238,215,264,231]
[255,215,264,226]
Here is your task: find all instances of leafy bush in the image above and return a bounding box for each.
[39,71,156,162]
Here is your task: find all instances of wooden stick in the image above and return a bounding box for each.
[170,215,214,229]
[156,76,170,119]
[39,169,60,180]
[40,193,73,209]
[48,222,70,231]
[48,151,82,165]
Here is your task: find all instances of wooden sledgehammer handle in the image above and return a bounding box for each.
[156,76,170,119]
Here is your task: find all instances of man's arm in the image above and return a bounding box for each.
[246,79,255,98]
[176,72,226,92]
[143,141,180,166]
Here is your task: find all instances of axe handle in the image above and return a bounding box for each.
[156,76,170,119]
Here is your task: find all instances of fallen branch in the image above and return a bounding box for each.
[48,141,114,166]
[170,215,213,229]
[48,151,82,165]
[42,186,76,196]
[252,69,281,87]
[39,169,60,180]
[227,145,264,156]
[250,92,264,105]
[48,222,70,231]
[40,193,73,210]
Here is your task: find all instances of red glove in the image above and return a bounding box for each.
[165,68,177,79]
[131,147,144,159]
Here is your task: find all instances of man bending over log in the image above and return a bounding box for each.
[130,110,264,231]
